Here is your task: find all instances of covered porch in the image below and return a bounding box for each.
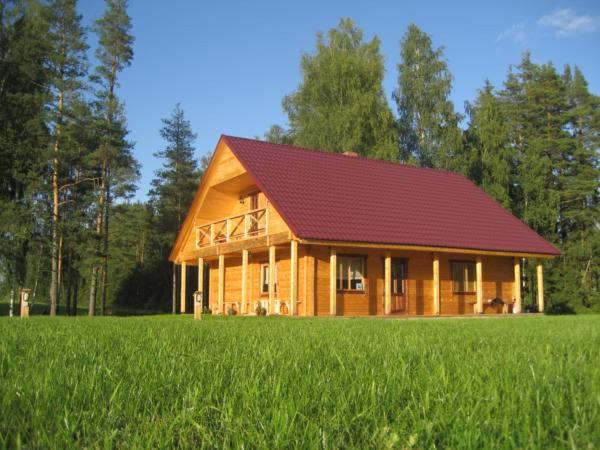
[175,241,547,318]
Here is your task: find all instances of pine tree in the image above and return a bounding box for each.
[465,80,513,209]
[46,0,88,316]
[283,18,398,160]
[0,0,51,307]
[552,65,600,310]
[88,0,136,316]
[149,104,201,314]
[394,24,464,171]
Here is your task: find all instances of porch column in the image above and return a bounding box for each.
[290,240,298,316]
[195,257,204,320]
[269,245,276,314]
[384,252,392,315]
[476,256,483,314]
[329,248,337,316]
[433,253,440,315]
[513,258,522,313]
[537,261,544,313]
[218,254,225,314]
[180,261,187,313]
[241,249,248,315]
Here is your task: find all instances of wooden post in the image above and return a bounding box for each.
[537,261,544,313]
[265,201,270,235]
[269,245,276,314]
[244,214,249,238]
[210,223,215,245]
[290,240,298,316]
[329,248,337,316]
[384,252,392,315]
[513,258,522,313]
[180,261,187,313]
[195,257,204,320]
[476,256,483,314]
[241,249,248,315]
[218,254,225,314]
[433,253,440,315]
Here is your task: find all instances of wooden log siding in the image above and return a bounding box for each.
[202,245,522,317]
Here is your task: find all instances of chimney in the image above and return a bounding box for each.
[342,151,358,157]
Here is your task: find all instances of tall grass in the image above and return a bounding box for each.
[1,315,598,448]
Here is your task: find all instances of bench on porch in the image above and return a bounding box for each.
[468,298,513,314]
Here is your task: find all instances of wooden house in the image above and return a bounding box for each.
[169,136,560,317]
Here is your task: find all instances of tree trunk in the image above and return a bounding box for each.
[100,175,110,315]
[89,266,97,316]
[49,91,64,316]
[172,263,177,314]
[89,176,105,316]
[57,230,63,315]
[73,274,79,316]
[65,249,73,316]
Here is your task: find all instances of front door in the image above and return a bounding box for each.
[391,259,407,313]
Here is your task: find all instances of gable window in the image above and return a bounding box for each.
[452,261,476,293]
[337,256,366,291]
[260,263,278,295]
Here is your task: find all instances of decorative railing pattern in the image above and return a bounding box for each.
[196,207,268,248]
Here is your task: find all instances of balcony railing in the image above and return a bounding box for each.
[196,207,268,248]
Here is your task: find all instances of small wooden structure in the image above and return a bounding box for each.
[170,136,559,318]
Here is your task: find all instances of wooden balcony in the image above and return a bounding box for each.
[195,207,268,248]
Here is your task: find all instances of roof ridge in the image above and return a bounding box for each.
[221,134,465,178]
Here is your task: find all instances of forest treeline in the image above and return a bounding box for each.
[1,4,598,315]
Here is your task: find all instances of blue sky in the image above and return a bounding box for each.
[79,0,600,201]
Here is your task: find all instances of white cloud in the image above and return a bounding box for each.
[496,23,529,44]
[537,8,600,37]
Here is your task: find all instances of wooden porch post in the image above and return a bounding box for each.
[329,248,337,316]
[476,256,483,314]
[537,261,544,313]
[269,245,276,314]
[180,261,187,313]
[290,240,298,316]
[433,253,440,315]
[195,257,204,320]
[513,258,522,313]
[218,254,225,314]
[384,252,392,315]
[241,249,248,315]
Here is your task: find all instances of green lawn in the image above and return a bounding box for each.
[1,315,598,449]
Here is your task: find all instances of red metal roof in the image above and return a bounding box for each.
[223,135,560,256]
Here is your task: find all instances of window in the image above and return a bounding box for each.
[452,261,476,293]
[337,256,366,291]
[260,263,278,295]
